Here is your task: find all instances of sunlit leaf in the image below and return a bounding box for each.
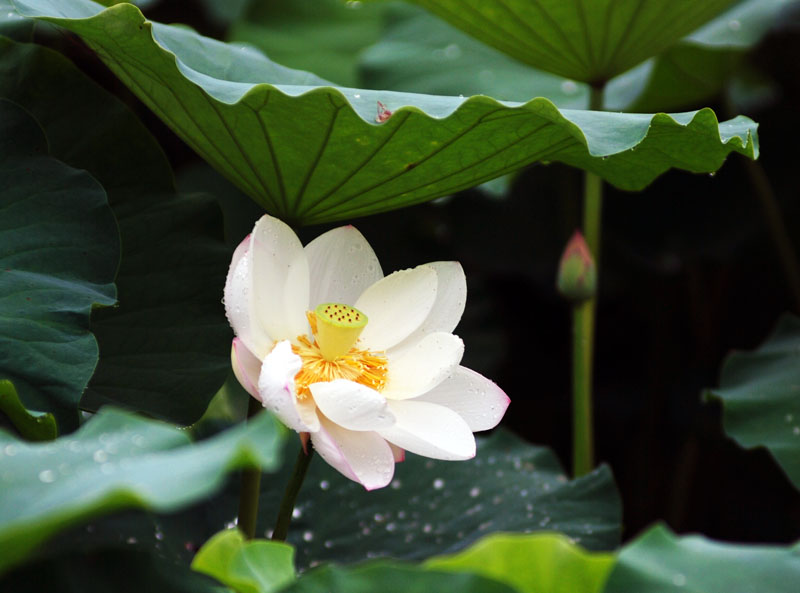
[14,0,757,226]
[0,37,231,425]
[0,98,118,432]
[705,315,800,490]
[192,529,295,593]
[0,407,284,576]
[603,524,800,593]
[0,380,56,441]
[426,532,615,593]
[386,0,736,83]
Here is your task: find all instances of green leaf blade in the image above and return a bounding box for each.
[706,315,800,489]
[13,0,758,225]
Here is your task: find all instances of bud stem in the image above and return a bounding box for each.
[572,84,604,478]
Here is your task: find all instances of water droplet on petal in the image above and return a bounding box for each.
[38,469,56,483]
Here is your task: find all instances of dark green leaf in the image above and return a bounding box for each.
[260,430,620,568]
[230,0,387,87]
[705,315,800,490]
[0,98,118,432]
[0,380,56,441]
[14,0,758,225]
[1,547,221,593]
[603,524,800,593]
[284,562,519,593]
[192,529,295,593]
[426,532,615,593]
[0,37,231,425]
[0,407,284,576]
[390,0,736,83]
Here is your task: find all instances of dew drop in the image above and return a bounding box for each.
[3,444,17,457]
[560,80,578,94]
[38,469,56,483]
[353,93,361,99]
[672,573,687,586]
[444,43,462,59]
[93,450,108,463]
[728,19,741,31]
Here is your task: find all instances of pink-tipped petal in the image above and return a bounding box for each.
[231,338,262,400]
[250,215,310,342]
[224,236,273,358]
[389,443,405,463]
[257,341,319,432]
[309,380,395,431]
[416,366,510,431]
[305,225,383,306]
[379,400,476,460]
[310,417,395,490]
[382,332,464,400]
[355,265,438,350]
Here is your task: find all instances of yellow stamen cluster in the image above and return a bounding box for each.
[292,303,387,399]
[292,335,388,399]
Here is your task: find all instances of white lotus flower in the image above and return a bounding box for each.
[224,214,509,490]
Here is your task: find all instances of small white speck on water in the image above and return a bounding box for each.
[126,537,138,545]
[391,479,402,490]
[422,523,432,533]
[786,414,794,423]
[324,540,333,549]
[38,469,56,483]
[793,426,800,436]
[319,480,330,490]
[353,94,361,99]
[302,531,314,542]
[292,508,302,519]
[433,478,445,490]
[469,487,481,498]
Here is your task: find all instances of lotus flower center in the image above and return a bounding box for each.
[292,303,387,399]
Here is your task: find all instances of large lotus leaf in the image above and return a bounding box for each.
[0,37,231,425]
[705,315,800,490]
[622,0,800,112]
[1,547,220,593]
[0,380,56,441]
[192,529,296,593]
[388,0,736,83]
[12,1,758,226]
[229,0,387,87]
[362,1,794,114]
[284,563,518,593]
[0,406,284,576]
[246,429,620,568]
[603,524,800,593]
[426,532,615,593]
[0,99,118,432]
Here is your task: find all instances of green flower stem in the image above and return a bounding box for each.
[237,397,263,540]
[271,444,315,542]
[572,84,604,477]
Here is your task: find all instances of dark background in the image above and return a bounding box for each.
[55,0,800,546]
